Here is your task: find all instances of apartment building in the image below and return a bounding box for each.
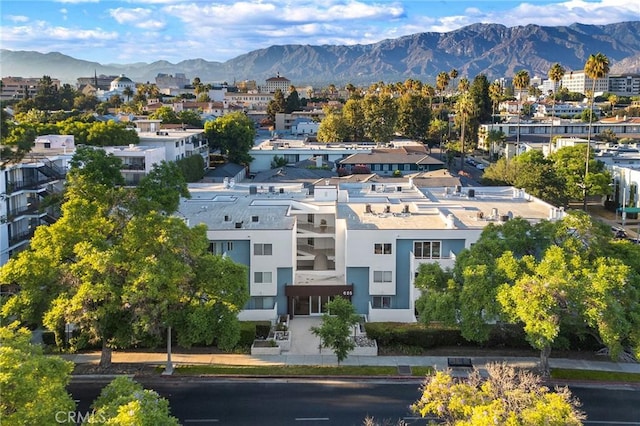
[0,76,61,101]
[561,71,609,95]
[179,180,561,322]
[608,74,640,96]
[0,136,71,265]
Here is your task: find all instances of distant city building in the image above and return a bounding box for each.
[76,74,118,91]
[225,91,274,111]
[560,71,609,95]
[263,73,291,93]
[608,74,640,96]
[155,73,189,89]
[0,76,61,101]
[236,80,258,92]
[94,74,137,101]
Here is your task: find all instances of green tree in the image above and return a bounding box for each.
[513,70,530,147]
[548,63,566,152]
[133,161,190,215]
[175,154,206,182]
[205,111,256,164]
[411,363,585,425]
[266,89,286,121]
[362,93,397,143]
[177,109,204,127]
[85,120,140,146]
[33,75,60,111]
[0,323,76,425]
[149,106,180,124]
[122,86,134,103]
[489,81,503,120]
[454,91,478,169]
[317,108,349,142]
[497,243,639,375]
[550,145,610,203]
[342,98,366,142]
[436,71,450,106]
[311,297,360,364]
[395,92,431,141]
[583,53,610,209]
[285,88,301,113]
[87,376,179,425]
[1,149,249,367]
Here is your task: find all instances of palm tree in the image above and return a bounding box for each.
[583,53,610,210]
[422,84,436,109]
[457,77,469,94]
[548,63,566,155]
[122,86,133,102]
[449,69,459,95]
[455,91,478,170]
[436,72,450,107]
[608,94,618,116]
[513,70,530,150]
[489,82,502,122]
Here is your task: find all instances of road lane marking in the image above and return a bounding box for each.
[295,418,330,421]
[184,419,219,423]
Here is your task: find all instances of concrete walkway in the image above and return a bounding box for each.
[62,318,640,375]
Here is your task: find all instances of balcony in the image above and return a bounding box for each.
[8,228,35,247]
[7,201,44,220]
[296,222,335,235]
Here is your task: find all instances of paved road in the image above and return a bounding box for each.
[69,379,640,426]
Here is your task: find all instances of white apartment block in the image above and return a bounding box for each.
[1,137,72,265]
[561,71,610,95]
[134,120,209,165]
[178,180,562,322]
[225,92,274,111]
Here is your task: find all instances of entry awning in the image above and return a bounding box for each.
[285,284,353,297]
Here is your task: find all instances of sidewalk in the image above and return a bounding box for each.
[63,317,640,375]
[63,350,640,375]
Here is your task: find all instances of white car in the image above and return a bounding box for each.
[476,163,486,170]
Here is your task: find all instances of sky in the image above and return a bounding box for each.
[1,0,638,65]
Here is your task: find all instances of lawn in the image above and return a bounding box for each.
[158,364,434,377]
[551,368,640,383]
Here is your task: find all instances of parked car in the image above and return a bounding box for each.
[476,163,486,170]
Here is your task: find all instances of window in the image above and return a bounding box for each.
[374,243,392,254]
[373,271,392,283]
[224,215,231,222]
[254,271,272,283]
[372,296,391,309]
[252,215,259,223]
[253,296,275,310]
[414,241,441,259]
[208,242,217,254]
[254,243,273,255]
[226,241,233,251]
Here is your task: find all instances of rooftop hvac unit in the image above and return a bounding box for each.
[468,189,475,198]
[365,204,372,213]
[249,186,257,195]
[455,185,461,193]
[235,221,243,229]
[279,187,284,194]
[269,186,275,193]
[403,204,410,214]
[385,205,391,213]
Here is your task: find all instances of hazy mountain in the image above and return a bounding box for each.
[2,21,639,87]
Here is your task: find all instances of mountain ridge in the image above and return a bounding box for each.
[2,21,639,86]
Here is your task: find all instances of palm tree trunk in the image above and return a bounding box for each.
[460,119,466,170]
[584,81,596,211]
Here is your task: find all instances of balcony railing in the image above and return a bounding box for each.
[9,228,35,246]
[6,178,56,193]
[296,223,336,234]
[296,244,335,258]
[7,201,44,220]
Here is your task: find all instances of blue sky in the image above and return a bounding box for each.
[1,0,638,64]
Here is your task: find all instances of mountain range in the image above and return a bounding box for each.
[2,21,640,87]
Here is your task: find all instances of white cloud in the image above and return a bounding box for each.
[1,21,118,42]
[109,7,166,30]
[6,15,30,23]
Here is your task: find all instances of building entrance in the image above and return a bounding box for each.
[285,284,354,317]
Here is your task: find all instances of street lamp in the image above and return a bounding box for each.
[162,325,174,375]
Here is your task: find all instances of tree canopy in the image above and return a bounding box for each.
[311,297,360,364]
[0,323,76,425]
[412,363,585,425]
[204,111,255,165]
[0,148,249,367]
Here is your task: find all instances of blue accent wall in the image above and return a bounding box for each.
[442,239,466,257]
[395,240,413,309]
[211,239,251,309]
[346,267,369,314]
[277,267,292,315]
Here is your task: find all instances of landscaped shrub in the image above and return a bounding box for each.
[255,323,272,340]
